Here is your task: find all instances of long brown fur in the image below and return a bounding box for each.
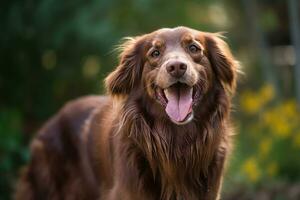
[15,27,239,200]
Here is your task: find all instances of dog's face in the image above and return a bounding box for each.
[106,27,238,125]
[143,28,212,125]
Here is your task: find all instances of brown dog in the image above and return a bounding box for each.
[15,27,239,200]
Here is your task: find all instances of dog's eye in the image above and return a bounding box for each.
[151,50,160,58]
[188,44,199,53]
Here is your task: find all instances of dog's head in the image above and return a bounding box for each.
[105,27,238,125]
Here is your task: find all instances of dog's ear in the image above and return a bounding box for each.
[105,37,144,95]
[205,33,239,93]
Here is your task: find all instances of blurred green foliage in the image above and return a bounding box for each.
[230,85,300,183]
[223,84,300,199]
[1,0,300,199]
[0,110,29,199]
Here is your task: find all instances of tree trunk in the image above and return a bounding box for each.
[288,0,300,107]
[241,0,280,95]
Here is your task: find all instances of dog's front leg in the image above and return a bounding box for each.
[203,147,227,200]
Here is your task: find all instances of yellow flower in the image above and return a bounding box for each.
[262,111,274,127]
[259,84,275,104]
[266,162,278,177]
[262,100,299,138]
[259,138,272,158]
[239,84,275,115]
[293,132,300,148]
[272,118,292,138]
[281,100,298,119]
[242,157,261,182]
[240,91,262,114]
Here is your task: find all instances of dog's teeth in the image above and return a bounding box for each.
[188,87,193,95]
[164,89,170,99]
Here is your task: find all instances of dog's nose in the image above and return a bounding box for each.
[166,61,187,78]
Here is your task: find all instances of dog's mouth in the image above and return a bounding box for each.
[156,82,201,125]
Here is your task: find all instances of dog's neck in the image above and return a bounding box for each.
[117,84,230,199]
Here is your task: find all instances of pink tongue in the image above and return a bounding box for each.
[165,84,193,122]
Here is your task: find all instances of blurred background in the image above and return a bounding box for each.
[1,0,300,199]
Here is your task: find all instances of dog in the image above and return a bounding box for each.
[15,26,239,200]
